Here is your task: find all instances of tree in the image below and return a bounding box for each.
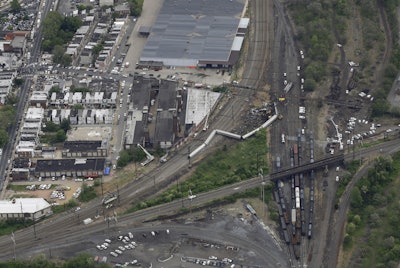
[52,45,65,64]
[60,119,71,133]
[0,129,9,148]
[303,78,317,92]
[61,54,72,66]
[49,86,61,94]
[10,0,21,13]
[350,186,363,208]
[55,129,67,143]
[13,77,24,87]
[371,99,390,117]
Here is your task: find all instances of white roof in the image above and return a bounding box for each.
[0,198,51,214]
[185,88,220,125]
[238,18,250,29]
[231,36,244,51]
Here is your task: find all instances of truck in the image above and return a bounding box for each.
[83,218,93,225]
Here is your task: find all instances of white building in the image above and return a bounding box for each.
[0,198,52,221]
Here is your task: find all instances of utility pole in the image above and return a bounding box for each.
[101,177,104,197]
[259,169,265,217]
[188,146,191,168]
[33,214,36,239]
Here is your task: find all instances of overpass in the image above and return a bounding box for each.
[270,154,345,181]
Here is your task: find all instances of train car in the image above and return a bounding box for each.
[291,208,296,224]
[293,144,298,155]
[246,204,257,217]
[296,231,301,245]
[280,216,287,230]
[284,211,290,224]
[295,176,300,187]
[281,201,287,212]
[299,173,304,188]
[278,203,283,216]
[295,210,301,229]
[293,245,300,260]
[283,230,290,244]
[308,223,313,239]
[273,190,280,202]
[301,221,306,236]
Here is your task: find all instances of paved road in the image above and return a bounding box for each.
[0,0,53,192]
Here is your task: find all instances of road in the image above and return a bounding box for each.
[0,0,54,192]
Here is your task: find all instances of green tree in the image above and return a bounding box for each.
[371,99,390,117]
[61,54,72,66]
[43,121,59,132]
[49,86,61,94]
[0,129,9,147]
[60,119,71,133]
[13,77,24,87]
[303,78,317,92]
[55,129,67,143]
[10,0,21,13]
[350,186,363,208]
[52,45,65,64]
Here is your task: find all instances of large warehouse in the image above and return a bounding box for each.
[139,0,249,68]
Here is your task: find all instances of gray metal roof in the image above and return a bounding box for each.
[141,0,244,64]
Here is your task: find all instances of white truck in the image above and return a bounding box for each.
[83,218,93,225]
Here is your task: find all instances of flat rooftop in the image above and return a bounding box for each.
[185,88,220,126]
[140,0,245,66]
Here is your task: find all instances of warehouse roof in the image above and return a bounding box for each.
[141,0,245,64]
[0,198,51,214]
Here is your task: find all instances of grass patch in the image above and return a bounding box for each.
[0,218,34,236]
[126,130,268,213]
[51,199,79,214]
[7,184,32,191]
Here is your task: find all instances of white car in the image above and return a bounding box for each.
[118,246,126,251]
[115,249,123,254]
[105,239,111,243]
[128,232,134,239]
[110,252,118,257]
[96,245,103,250]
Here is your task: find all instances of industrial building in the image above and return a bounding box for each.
[140,0,249,68]
[0,198,52,221]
